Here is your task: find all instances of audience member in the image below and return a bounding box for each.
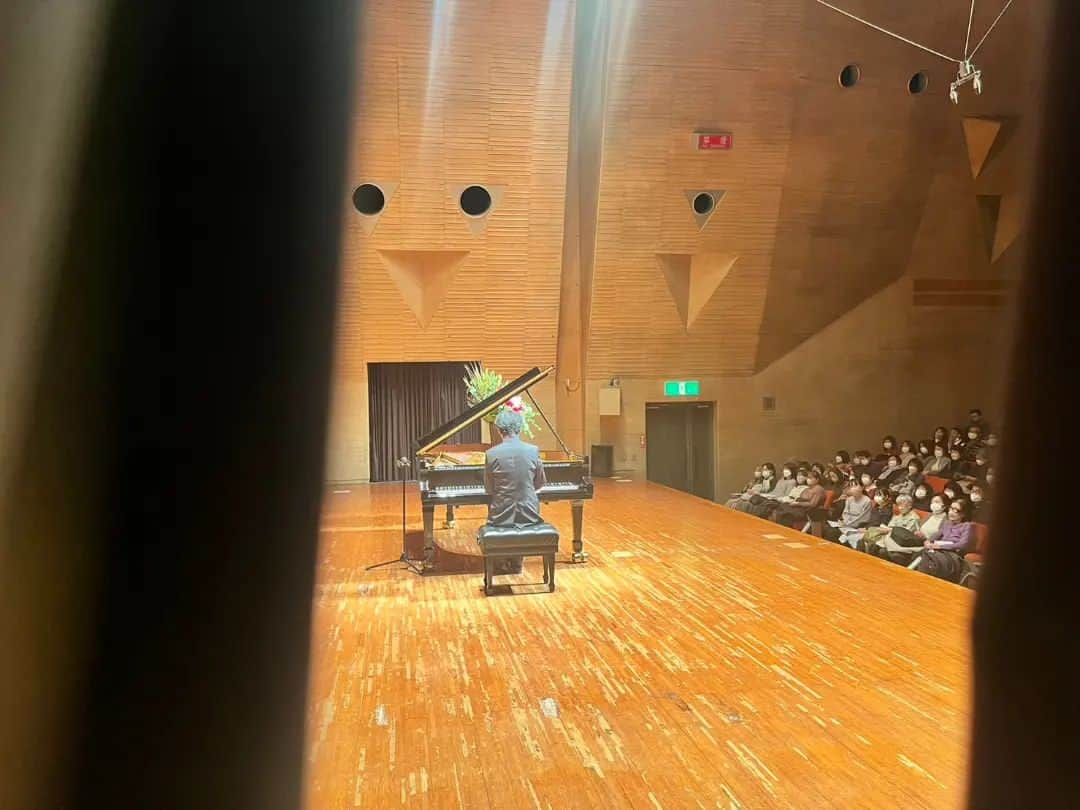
[924,444,952,476]
[872,493,950,563]
[864,493,922,553]
[914,498,974,583]
[963,424,986,461]
[824,481,872,543]
[875,435,897,462]
[771,469,827,527]
[890,457,925,497]
[969,483,991,522]
[911,481,932,511]
[917,439,933,463]
[932,426,949,447]
[898,440,917,466]
[726,462,773,509]
[967,407,990,436]
[875,454,904,488]
[833,451,852,477]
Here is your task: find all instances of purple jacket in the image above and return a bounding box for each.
[935,520,974,553]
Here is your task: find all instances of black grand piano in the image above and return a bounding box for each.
[414,365,594,566]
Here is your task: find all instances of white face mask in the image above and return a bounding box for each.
[884,442,893,450]
[988,437,998,446]
[986,474,995,485]
[968,432,978,440]
[782,469,792,479]
[874,495,885,504]
[835,457,843,464]
[763,470,773,479]
[971,493,983,503]
[915,488,927,498]
[931,502,945,514]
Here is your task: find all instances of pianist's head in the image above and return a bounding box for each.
[494,409,524,439]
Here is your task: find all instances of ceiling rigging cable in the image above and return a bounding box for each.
[814,0,1015,103]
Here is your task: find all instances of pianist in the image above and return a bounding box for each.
[484,408,546,527]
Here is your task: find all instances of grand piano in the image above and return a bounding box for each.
[414,365,594,566]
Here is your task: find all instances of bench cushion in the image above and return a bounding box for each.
[478,522,560,554]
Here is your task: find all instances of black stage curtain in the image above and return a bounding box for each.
[368,361,480,482]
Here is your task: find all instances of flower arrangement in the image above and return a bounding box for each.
[463,363,541,438]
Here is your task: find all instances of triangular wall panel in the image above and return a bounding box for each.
[376,249,470,327]
[657,252,738,330]
[962,117,1002,180]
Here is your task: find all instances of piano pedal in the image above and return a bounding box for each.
[570,551,588,564]
[443,519,456,529]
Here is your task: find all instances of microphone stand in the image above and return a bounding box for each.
[366,455,423,575]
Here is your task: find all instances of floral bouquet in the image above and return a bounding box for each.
[463,363,541,438]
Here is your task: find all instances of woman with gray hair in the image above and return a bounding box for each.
[863,493,923,553]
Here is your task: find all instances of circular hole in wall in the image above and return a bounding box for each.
[352,183,385,215]
[459,185,492,217]
[692,192,715,215]
[908,71,929,95]
[838,64,861,88]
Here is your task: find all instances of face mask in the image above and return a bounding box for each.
[888,460,898,468]
[935,450,944,457]
[874,495,885,505]
[782,469,792,479]
[945,491,956,500]
[835,456,843,464]
[988,437,998,446]
[884,442,893,450]
[931,502,945,514]
[986,474,994,485]
[763,470,773,479]
[971,493,983,503]
[915,488,927,498]
[968,432,978,440]
[908,467,918,475]
[920,447,929,455]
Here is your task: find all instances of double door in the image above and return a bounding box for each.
[645,401,715,500]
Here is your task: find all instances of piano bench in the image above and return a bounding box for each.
[477,523,560,595]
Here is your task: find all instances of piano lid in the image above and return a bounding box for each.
[414,365,554,455]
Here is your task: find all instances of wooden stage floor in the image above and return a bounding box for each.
[306,479,973,809]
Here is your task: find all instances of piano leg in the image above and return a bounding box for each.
[570,499,588,563]
[422,504,435,569]
[444,504,456,528]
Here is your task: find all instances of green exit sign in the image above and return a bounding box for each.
[664,380,700,396]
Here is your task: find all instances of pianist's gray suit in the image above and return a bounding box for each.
[484,413,546,527]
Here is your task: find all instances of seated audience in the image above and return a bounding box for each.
[852,450,873,480]
[832,451,852,477]
[932,426,949,447]
[924,443,952,476]
[949,426,965,452]
[911,480,933,511]
[770,469,827,527]
[947,446,968,479]
[962,424,986,461]
[985,466,995,488]
[914,498,975,583]
[875,454,904,488]
[875,435,898,463]
[726,462,773,509]
[969,483,991,522]
[823,467,845,497]
[967,407,991,436]
[889,457,925,498]
[898,440,917,466]
[864,493,922,553]
[872,493,950,563]
[736,462,798,516]
[823,481,872,542]
[917,439,933,463]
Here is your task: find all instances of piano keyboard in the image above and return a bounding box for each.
[427,482,580,498]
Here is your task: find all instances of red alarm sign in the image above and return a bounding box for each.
[695,132,733,150]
